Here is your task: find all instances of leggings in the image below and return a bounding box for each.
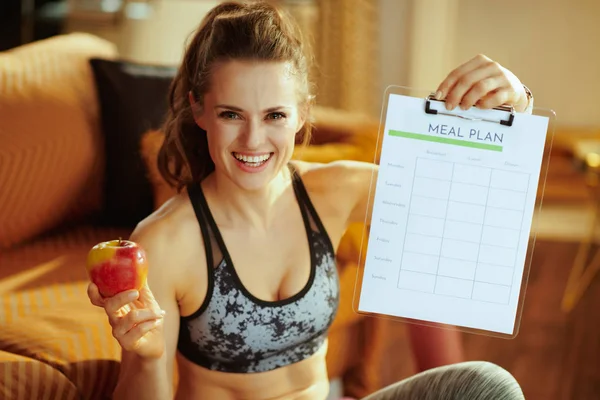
[360,361,525,400]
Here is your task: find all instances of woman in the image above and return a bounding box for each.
[87,1,531,399]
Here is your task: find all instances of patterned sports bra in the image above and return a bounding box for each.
[177,163,340,373]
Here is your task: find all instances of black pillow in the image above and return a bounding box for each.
[89,58,177,228]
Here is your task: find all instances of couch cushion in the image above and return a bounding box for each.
[140,129,179,207]
[1,286,122,400]
[89,58,177,228]
[0,225,131,400]
[0,33,118,250]
[0,350,80,400]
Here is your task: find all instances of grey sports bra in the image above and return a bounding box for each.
[177,164,340,373]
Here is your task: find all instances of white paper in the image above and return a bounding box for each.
[358,93,549,335]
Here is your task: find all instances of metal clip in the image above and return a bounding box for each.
[424,94,515,127]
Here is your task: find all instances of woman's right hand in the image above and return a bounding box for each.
[87,282,167,359]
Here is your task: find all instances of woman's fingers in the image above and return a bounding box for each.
[444,62,505,110]
[476,88,514,110]
[460,76,507,110]
[138,282,162,314]
[435,54,491,103]
[118,318,164,352]
[87,282,105,307]
[114,308,165,338]
[102,289,140,327]
[104,289,139,314]
[86,281,165,354]
[87,282,139,316]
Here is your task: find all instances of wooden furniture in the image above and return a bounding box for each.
[561,139,600,312]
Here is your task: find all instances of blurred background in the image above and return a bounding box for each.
[3,0,599,125]
[0,1,599,400]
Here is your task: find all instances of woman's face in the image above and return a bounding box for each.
[193,60,306,192]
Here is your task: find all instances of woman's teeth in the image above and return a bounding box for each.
[232,152,271,167]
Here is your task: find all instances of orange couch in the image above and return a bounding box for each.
[0,33,394,399]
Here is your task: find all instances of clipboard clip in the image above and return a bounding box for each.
[424,93,515,127]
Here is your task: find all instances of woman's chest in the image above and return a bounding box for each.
[219,217,316,303]
[182,249,339,372]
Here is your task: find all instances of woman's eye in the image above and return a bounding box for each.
[219,111,240,120]
[267,112,286,120]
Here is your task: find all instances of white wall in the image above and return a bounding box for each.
[379,0,411,101]
[67,0,600,128]
[378,0,460,113]
[379,0,600,128]
[119,0,221,65]
[65,0,221,66]
[454,0,600,128]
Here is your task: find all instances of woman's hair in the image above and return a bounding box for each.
[157,0,314,191]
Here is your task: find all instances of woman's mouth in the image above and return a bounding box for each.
[231,152,273,170]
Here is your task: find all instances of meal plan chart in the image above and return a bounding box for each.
[358,93,549,335]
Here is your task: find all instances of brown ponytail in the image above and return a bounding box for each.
[157,1,314,192]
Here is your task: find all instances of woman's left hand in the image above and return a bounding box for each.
[435,54,529,112]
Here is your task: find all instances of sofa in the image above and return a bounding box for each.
[0,33,393,399]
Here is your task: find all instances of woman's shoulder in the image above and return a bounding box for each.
[130,189,199,255]
[130,189,204,295]
[290,159,375,194]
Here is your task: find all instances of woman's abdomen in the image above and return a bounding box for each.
[175,340,330,400]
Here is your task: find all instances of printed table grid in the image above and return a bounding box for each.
[396,157,530,305]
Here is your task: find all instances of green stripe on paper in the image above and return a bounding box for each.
[389,130,503,152]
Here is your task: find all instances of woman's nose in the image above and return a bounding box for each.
[243,121,263,149]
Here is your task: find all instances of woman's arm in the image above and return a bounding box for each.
[112,221,181,400]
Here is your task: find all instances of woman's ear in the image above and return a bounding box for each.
[188,90,195,108]
[188,91,206,130]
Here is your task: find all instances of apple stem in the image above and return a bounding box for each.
[118,237,122,246]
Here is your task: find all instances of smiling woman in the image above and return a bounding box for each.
[188,60,307,191]
[86,1,529,400]
[156,3,313,193]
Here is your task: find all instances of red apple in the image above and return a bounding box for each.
[86,238,148,298]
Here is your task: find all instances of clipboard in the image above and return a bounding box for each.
[352,85,556,339]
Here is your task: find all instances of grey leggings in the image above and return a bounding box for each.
[361,361,525,400]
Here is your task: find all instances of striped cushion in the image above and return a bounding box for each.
[0,225,131,399]
[0,33,118,249]
[0,351,79,400]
